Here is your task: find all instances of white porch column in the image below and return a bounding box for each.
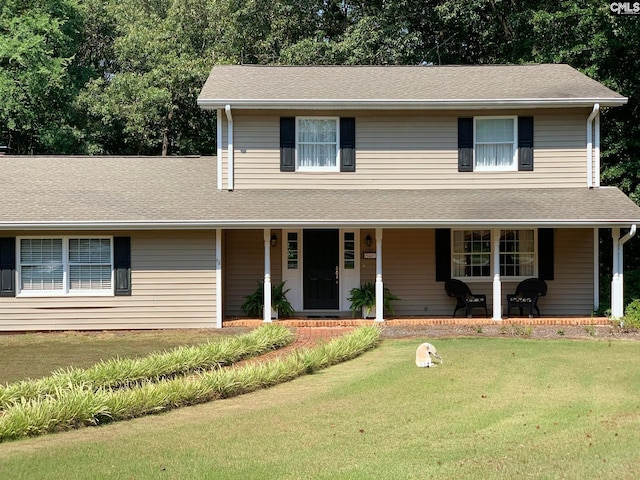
[492,228,502,320]
[611,227,621,319]
[215,228,222,328]
[263,229,272,323]
[375,228,384,322]
[593,228,599,311]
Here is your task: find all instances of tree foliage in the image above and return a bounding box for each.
[0,0,84,153]
[1,0,638,184]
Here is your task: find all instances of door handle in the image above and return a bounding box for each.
[335,266,339,284]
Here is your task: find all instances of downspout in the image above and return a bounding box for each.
[594,109,601,187]
[586,104,599,188]
[216,109,222,190]
[612,225,637,319]
[225,104,234,191]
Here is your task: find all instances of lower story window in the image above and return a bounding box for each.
[452,229,536,279]
[19,237,113,295]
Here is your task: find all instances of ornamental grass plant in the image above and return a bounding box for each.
[0,326,381,442]
[0,324,294,409]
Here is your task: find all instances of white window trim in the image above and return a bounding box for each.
[17,236,114,297]
[451,229,538,282]
[295,116,340,172]
[473,116,518,172]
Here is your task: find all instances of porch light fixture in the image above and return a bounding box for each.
[365,234,372,248]
[270,234,277,247]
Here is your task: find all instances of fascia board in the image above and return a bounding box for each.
[2,219,638,230]
[197,97,628,110]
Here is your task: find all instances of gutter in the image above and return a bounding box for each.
[586,104,600,188]
[198,97,628,110]
[225,105,234,191]
[620,224,637,247]
[3,219,640,231]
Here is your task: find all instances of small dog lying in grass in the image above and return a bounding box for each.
[415,342,443,368]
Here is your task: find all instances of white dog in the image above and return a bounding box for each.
[415,342,443,368]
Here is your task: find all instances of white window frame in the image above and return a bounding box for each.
[17,236,114,297]
[474,116,518,172]
[296,116,340,172]
[451,229,537,282]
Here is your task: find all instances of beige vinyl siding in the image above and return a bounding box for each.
[498,229,593,316]
[221,109,589,190]
[224,229,282,317]
[541,228,594,315]
[0,231,217,331]
[381,229,487,316]
[382,229,433,316]
[381,228,594,317]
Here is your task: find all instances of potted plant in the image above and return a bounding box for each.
[241,281,295,319]
[348,282,399,319]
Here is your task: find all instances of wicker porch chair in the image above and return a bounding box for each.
[505,278,548,318]
[444,279,489,318]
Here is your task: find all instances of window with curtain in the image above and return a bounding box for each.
[19,237,113,295]
[297,117,339,170]
[475,117,516,170]
[452,229,536,279]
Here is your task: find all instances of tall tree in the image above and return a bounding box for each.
[0,0,85,153]
[78,0,216,155]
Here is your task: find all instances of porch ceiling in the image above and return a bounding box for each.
[0,154,639,230]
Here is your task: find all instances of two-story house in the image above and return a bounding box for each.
[0,64,638,331]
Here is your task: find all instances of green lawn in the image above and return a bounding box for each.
[0,329,248,384]
[1,337,640,479]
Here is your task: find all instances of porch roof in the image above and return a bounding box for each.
[198,64,627,110]
[1,156,639,230]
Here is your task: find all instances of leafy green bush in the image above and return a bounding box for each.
[0,325,294,409]
[0,326,381,442]
[621,298,640,329]
[347,282,399,318]
[241,281,295,318]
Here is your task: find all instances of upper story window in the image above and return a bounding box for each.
[474,117,517,171]
[297,117,339,171]
[280,117,355,173]
[458,116,533,173]
[18,237,113,296]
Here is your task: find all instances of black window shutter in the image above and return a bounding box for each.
[340,117,356,172]
[518,116,534,171]
[538,228,554,280]
[114,237,132,296]
[435,229,451,281]
[458,118,474,172]
[0,237,15,297]
[280,117,295,172]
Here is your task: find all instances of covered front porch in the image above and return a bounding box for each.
[218,225,633,326]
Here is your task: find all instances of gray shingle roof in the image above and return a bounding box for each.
[1,156,639,229]
[198,64,627,109]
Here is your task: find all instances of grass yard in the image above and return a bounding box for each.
[0,329,247,384]
[1,337,640,479]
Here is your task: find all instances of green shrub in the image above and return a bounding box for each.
[0,326,381,442]
[347,282,399,318]
[621,299,640,330]
[241,281,295,318]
